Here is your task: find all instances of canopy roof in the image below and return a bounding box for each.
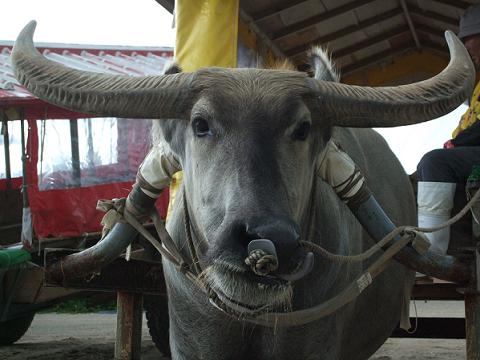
[157,0,474,85]
[0,41,173,111]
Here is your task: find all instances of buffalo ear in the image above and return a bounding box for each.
[150,62,186,157]
[296,62,315,78]
[307,46,340,83]
[296,47,340,81]
[152,118,187,161]
[164,63,183,75]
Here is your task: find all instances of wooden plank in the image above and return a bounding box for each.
[431,0,471,10]
[251,0,307,22]
[465,292,480,360]
[416,23,445,38]
[285,7,404,57]
[413,281,464,300]
[464,246,480,360]
[115,292,143,360]
[392,317,465,338]
[340,43,413,75]
[409,5,459,26]
[154,0,174,14]
[44,253,166,295]
[272,0,377,41]
[333,25,409,59]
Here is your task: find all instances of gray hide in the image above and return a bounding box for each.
[155,55,415,360]
[17,23,472,360]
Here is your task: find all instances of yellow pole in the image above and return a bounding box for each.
[175,0,239,71]
[167,0,240,220]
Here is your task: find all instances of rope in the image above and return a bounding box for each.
[250,233,414,327]
[97,198,126,239]
[245,249,278,276]
[182,193,202,276]
[298,186,480,264]
[171,195,421,326]
[98,186,480,327]
[299,228,428,263]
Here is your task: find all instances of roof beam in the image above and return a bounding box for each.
[285,7,403,57]
[239,9,287,59]
[416,31,449,56]
[251,0,308,22]
[430,0,471,10]
[340,33,449,78]
[415,22,458,56]
[421,38,448,55]
[400,0,421,50]
[271,0,378,41]
[333,25,410,59]
[154,0,174,14]
[416,23,445,39]
[408,5,458,26]
[340,42,413,75]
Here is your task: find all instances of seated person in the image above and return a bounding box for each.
[417,4,480,255]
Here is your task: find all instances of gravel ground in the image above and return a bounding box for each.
[0,301,468,359]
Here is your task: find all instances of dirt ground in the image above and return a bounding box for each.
[0,301,467,359]
[1,313,167,360]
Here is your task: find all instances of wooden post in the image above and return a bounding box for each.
[465,239,480,360]
[115,292,143,360]
[465,291,480,360]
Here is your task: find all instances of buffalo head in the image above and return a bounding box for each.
[12,21,474,311]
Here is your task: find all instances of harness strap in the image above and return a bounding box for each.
[106,187,480,328]
[300,227,429,264]
[182,193,203,276]
[151,211,189,268]
[143,202,420,327]
[122,210,184,270]
[246,232,413,327]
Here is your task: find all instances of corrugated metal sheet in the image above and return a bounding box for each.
[0,41,173,105]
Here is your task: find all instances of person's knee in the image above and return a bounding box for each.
[417,149,449,181]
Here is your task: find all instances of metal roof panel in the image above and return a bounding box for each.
[0,43,173,104]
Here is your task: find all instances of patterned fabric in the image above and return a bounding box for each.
[452,81,480,139]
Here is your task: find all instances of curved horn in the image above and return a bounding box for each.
[12,21,194,119]
[311,31,475,127]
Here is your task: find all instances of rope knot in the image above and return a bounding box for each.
[402,228,431,255]
[245,249,278,276]
[96,198,127,239]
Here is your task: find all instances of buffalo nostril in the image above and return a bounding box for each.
[245,239,279,276]
[245,239,315,281]
[247,239,278,259]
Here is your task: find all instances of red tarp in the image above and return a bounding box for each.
[24,118,169,239]
[0,43,174,239]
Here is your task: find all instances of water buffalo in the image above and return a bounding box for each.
[12,21,473,359]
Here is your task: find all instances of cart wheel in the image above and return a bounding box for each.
[0,312,35,345]
[144,295,170,357]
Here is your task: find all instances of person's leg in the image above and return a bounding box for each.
[417,181,456,254]
[417,147,480,254]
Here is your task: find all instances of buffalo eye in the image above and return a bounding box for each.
[192,117,212,137]
[291,121,311,141]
